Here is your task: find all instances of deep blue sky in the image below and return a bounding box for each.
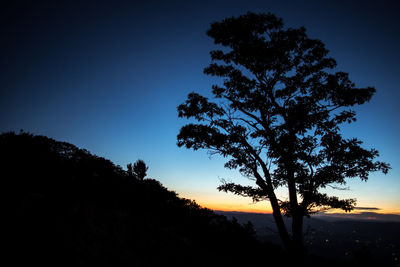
[1,0,399,213]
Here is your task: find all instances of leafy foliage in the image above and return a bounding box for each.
[127,159,148,180]
[133,159,148,180]
[177,12,390,250]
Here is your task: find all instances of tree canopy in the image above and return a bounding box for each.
[133,159,148,180]
[177,12,390,251]
[127,159,148,180]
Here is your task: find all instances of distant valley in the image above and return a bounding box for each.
[217,211,400,266]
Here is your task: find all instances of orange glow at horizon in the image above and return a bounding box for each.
[202,202,273,214]
[178,191,274,213]
[179,191,400,215]
[201,203,400,215]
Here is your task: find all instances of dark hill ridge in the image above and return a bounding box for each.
[2,131,394,266]
[1,132,274,266]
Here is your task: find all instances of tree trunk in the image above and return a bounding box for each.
[255,171,292,250]
[285,154,305,256]
[267,188,291,250]
[288,179,303,251]
[292,213,304,253]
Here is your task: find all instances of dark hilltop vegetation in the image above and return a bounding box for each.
[1,131,271,266]
[2,131,395,266]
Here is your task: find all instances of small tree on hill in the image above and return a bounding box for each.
[177,12,390,254]
[131,159,148,181]
[127,163,134,178]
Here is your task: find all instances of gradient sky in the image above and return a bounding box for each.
[1,0,399,214]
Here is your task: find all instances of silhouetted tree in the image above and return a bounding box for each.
[127,163,134,177]
[132,159,148,181]
[177,12,390,255]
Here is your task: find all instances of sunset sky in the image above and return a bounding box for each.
[1,0,399,215]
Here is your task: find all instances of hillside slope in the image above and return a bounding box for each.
[2,132,277,266]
